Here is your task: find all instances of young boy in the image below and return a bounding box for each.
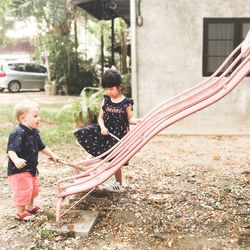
[7,100,59,221]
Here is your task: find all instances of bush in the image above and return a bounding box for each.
[122,73,131,97]
[80,87,104,126]
[50,55,99,95]
[57,87,104,129]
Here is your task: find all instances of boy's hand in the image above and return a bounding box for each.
[41,147,60,163]
[14,158,27,169]
[8,151,26,169]
[49,153,60,163]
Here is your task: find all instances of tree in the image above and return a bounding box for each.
[10,0,70,34]
[116,18,129,74]
[5,0,98,94]
[0,0,15,48]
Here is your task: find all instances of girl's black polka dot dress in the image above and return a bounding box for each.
[74,95,134,157]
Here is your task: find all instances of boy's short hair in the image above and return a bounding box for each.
[101,68,122,88]
[14,100,40,122]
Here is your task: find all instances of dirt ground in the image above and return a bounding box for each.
[0,92,250,249]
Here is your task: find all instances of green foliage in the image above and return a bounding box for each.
[47,34,74,80]
[7,0,98,95]
[94,18,129,69]
[44,0,68,28]
[0,103,75,146]
[0,0,14,48]
[40,228,57,239]
[10,0,69,33]
[116,18,128,34]
[40,104,76,145]
[34,20,99,95]
[35,211,55,227]
[1,1,129,95]
[80,87,103,125]
[56,98,82,123]
[49,40,99,95]
[0,105,15,149]
[0,104,13,121]
[122,73,131,97]
[57,87,103,129]
[76,59,99,88]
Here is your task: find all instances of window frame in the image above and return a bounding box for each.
[203,18,250,77]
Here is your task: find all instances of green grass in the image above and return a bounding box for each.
[0,104,13,120]
[0,102,80,149]
[0,105,15,149]
[40,103,77,145]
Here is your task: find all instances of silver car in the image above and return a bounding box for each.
[0,62,47,92]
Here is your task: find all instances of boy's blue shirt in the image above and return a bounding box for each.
[7,124,46,176]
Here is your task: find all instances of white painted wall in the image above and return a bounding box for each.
[135,0,250,134]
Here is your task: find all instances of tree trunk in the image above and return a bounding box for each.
[120,31,128,74]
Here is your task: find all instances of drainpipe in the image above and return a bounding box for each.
[130,0,138,117]
[111,16,115,66]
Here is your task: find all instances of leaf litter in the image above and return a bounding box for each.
[0,135,250,249]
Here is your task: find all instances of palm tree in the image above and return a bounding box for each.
[10,0,71,34]
[0,0,15,47]
[9,0,77,88]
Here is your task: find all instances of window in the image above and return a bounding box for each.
[34,65,47,73]
[203,18,250,76]
[10,63,26,72]
[25,64,35,72]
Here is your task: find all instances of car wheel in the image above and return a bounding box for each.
[8,81,21,93]
[0,88,4,92]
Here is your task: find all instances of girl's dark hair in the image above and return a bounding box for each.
[101,69,122,88]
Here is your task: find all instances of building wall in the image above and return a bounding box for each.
[135,0,250,134]
[0,39,34,62]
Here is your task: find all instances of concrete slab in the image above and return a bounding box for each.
[86,195,108,203]
[46,210,99,237]
[68,191,108,204]
[161,120,250,135]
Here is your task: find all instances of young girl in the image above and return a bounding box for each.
[74,68,140,191]
[7,100,59,221]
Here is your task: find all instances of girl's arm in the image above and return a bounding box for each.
[98,99,109,135]
[40,147,59,162]
[126,104,142,125]
[8,150,27,169]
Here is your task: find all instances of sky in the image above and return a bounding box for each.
[6,18,37,38]
[4,16,98,60]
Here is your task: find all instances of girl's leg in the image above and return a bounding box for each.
[115,169,122,185]
[102,169,123,192]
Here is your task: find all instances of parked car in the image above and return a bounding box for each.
[0,62,47,92]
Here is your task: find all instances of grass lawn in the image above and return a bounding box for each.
[0,103,77,150]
